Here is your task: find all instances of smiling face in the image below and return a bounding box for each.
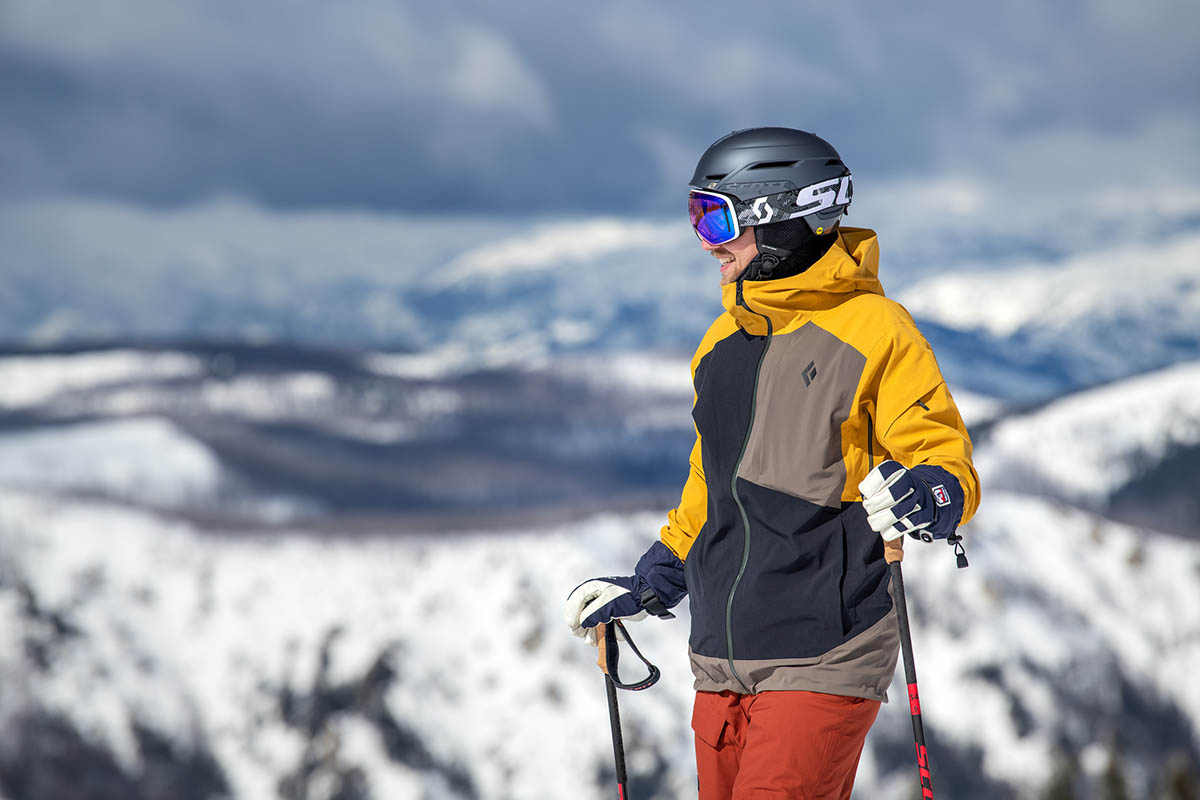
[701,227,759,285]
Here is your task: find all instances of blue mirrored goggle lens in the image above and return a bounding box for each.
[688,192,736,245]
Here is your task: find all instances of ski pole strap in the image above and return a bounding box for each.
[597,620,661,692]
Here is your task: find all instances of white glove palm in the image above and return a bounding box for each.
[564,578,647,646]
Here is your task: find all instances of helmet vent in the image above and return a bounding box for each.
[748,161,798,170]
[704,173,728,180]
[824,159,844,167]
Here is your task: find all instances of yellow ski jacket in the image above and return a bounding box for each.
[658,227,980,700]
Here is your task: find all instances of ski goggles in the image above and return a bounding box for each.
[688,174,854,246]
[688,189,743,246]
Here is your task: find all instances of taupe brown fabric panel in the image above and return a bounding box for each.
[737,322,867,506]
[689,607,900,701]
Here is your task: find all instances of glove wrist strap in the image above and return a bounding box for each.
[638,587,676,619]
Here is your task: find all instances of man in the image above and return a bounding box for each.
[565,127,980,799]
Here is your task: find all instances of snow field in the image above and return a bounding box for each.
[976,360,1200,503]
[0,495,702,799]
[4,474,1199,798]
[897,231,1200,340]
[1,354,1199,797]
[0,350,203,409]
[904,491,1200,792]
[0,417,223,506]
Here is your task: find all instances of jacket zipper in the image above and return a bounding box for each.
[724,279,773,693]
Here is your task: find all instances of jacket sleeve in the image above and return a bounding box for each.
[659,430,707,561]
[868,321,981,526]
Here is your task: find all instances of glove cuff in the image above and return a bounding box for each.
[634,540,688,614]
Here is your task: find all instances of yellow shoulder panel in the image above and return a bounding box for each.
[812,292,918,361]
[691,312,740,375]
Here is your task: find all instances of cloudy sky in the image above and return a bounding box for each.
[3,0,1197,216]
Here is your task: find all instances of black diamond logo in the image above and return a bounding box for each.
[802,361,817,386]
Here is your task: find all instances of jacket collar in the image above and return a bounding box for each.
[721,227,885,335]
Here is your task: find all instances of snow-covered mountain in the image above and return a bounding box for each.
[973,360,1200,536]
[898,233,1200,399]
[2,203,1200,798]
[1,340,1199,798]
[0,344,696,527]
[1,424,1198,799]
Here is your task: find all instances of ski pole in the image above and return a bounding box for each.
[885,537,935,799]
[596,620,661,800]
[597,622,630,800]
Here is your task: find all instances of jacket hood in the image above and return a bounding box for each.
[721,226,884,334]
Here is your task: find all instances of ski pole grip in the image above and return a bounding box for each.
[884,536,905,564]
[596,622,609,674]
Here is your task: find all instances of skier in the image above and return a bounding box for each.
[565,127,980,799]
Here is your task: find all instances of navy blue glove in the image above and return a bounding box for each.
[858,461,964,542]
[564,541,686,645]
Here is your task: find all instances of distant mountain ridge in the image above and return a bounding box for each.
[4,199,1199,405]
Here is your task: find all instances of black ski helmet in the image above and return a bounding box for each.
[689,127,852,236]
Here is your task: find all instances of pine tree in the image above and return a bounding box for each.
[1099,741,1131,800]
[1162,754,1198,800]
[1042,749,1080,800]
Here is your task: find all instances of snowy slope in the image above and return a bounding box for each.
[0,417,222,505]
[4,347,1200,799]
[897,230,1200,393]
[0,494,698,800]
[0,345,698,522]
[898,234,1200,341]
[0,396,1196,797]
[1,480,1197,800]
[0,350,203,409]
[0,216,1198,797]
[975,360,1200,515]
[888,492,1200,794]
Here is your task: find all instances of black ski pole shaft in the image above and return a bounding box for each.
[886,537,935,799]
[598,622,630,800]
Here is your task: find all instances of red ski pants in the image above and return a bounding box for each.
[692,689,880,799]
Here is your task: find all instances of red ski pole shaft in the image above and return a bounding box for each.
[885,537,935,799]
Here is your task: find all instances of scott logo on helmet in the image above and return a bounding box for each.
[752,198,776,223]
[795,175,852,215]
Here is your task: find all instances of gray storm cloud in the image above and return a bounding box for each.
[0,0,1197,213]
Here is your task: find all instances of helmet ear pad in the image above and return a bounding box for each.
[743,217,839,282]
